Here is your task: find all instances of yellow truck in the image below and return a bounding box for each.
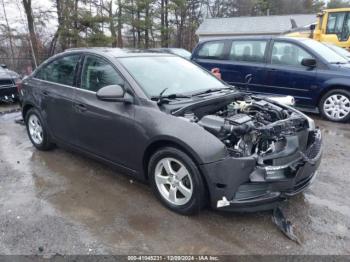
[287,8,350,49]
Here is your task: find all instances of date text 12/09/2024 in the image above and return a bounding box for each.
[127,256,220,261]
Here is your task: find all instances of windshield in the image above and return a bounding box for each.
[170,49,192,59]
[119,56,226,97]
[325,43,350,59]
[301,39,348,64]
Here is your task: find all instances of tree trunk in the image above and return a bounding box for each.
[137,9,141,48]
[1,0,15,67]
[145,5,149,49]
[22,0,38,68]
[131,0,136,48]
[165,0,169,47]
[107,1,117,47]
[72,0,79,47]
[161,0,165,47]
[117,0,123,48]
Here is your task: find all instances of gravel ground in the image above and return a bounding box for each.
[0,110,349,255]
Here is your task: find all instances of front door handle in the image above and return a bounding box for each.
[74,103,87,112]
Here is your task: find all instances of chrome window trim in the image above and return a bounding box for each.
[33,77,96,95]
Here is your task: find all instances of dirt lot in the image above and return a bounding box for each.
[0,107,349,256]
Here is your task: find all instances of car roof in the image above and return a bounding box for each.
[198,35,313,43]
[202,35,310,42]
[64,47,173,58]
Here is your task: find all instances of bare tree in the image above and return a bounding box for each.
[1,0,15,66]
[22,0,39,67]
[117,0,123,47]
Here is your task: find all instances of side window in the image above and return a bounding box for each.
[197,41,225,59]
[341,14,350,41]
[35,55,80,86]
[81,56,124,92]
[327,12,346,35]
[229,40,267,63]
[271,42,313,67]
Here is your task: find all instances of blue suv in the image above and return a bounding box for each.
[192,37,350,122]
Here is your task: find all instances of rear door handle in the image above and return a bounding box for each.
[74,103,87,112]
[42,91,50,96]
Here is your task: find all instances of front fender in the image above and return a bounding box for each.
[318,78,350,99]
[321,78,350,90]
[135,106,228,170]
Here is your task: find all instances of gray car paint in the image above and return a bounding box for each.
[22,50,229,180]
[21,49,322,211]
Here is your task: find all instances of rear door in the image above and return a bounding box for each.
[221,39,269,92]
[72,54,136,169]
[192,39,268,92]
[33,54,81,143]
[263,40,317,106]
[192,39,229,75]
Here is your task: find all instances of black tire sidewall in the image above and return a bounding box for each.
[149,147,206,215]
[320,89,350,122]
[25,108,52,150]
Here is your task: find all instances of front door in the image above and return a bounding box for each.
[72,54,136,169]
[263,41,317,106]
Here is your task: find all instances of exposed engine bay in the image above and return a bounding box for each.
[180,96,309,158]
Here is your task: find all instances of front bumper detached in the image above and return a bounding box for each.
[201,129,322,212]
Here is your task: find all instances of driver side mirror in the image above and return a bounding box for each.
[1,64,7,69]
[96,85,133,103]
[301,58,317,68]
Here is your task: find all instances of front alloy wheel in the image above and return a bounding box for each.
[149,147,207,215]
[320,89,350,122]
[155,157,193,206]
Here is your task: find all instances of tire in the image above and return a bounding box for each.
[25,108,54,150]
[319,89,350,122]
[148,147,207,215]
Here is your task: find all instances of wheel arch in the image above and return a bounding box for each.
[22,103,35,119]
[318,83,350,106]
[142,138,212,205]
[142,139,203,181]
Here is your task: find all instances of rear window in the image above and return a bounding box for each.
[229,40,267,63]
[35,55,81,86]
[197,41,225,60]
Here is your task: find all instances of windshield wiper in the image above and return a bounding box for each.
[330,61,348,65]
[191,87,233,97]
[152,88,191,105]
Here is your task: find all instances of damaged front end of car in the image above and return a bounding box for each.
[173,94,322,211]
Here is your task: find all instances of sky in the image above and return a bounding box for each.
[1,0,56,35]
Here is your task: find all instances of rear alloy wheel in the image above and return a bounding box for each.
[320,89,350,122]
[149,147,207,215]
[28,114,44,145]
[25,108,54,150]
